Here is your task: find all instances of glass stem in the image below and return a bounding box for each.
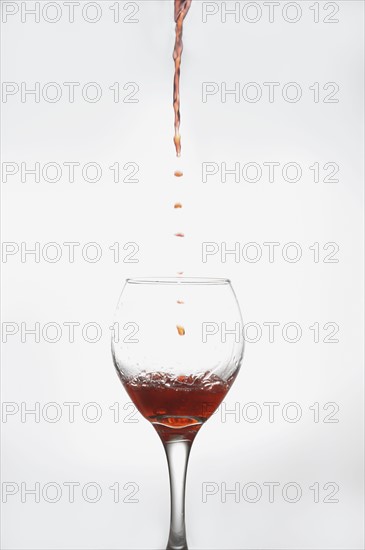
[163,437,192,550]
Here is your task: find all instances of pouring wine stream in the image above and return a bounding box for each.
[173,0,192,339]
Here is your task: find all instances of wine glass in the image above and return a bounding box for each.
[111,277,244,550]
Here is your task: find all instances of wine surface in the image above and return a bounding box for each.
[123,371,234,442]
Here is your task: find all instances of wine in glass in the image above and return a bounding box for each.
[111,277,244,550]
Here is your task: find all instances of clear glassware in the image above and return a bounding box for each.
[111,277,244,550]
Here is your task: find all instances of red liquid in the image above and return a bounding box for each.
[172,2,191,262]
[123,371,234,442]
[173,0,192,157]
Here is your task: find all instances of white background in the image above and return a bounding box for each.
[1,1,364,549]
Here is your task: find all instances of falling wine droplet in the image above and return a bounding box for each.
[176,325,185,336]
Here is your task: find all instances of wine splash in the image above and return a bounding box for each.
[123,371,234,442]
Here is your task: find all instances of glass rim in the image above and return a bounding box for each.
[125,277,231,285]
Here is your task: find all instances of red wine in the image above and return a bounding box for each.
[173,0,192,157]
[123,371,234,442]
[172,2,191,249]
